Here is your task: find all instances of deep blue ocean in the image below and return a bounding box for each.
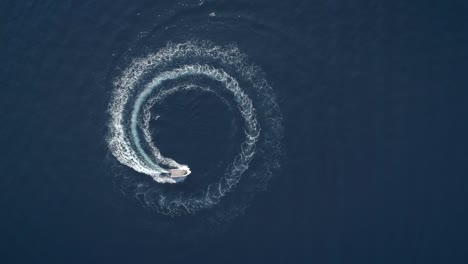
[1,0,468,263]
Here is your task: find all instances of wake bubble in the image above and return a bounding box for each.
[108,40,282,216]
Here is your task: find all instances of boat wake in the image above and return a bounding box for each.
[107,40,282,216]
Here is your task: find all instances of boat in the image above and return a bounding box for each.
[158,166,191,180]
[169,168,190,178]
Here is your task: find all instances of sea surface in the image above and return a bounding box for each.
[1,0,468,263]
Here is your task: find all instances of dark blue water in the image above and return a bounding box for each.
[1,0,468,263]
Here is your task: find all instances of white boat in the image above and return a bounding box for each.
[158,167,191,181]
[169,168,190,178]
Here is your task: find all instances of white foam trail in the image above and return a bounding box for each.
[108,41,280,215]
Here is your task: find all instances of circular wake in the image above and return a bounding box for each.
[108,40,282,216]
